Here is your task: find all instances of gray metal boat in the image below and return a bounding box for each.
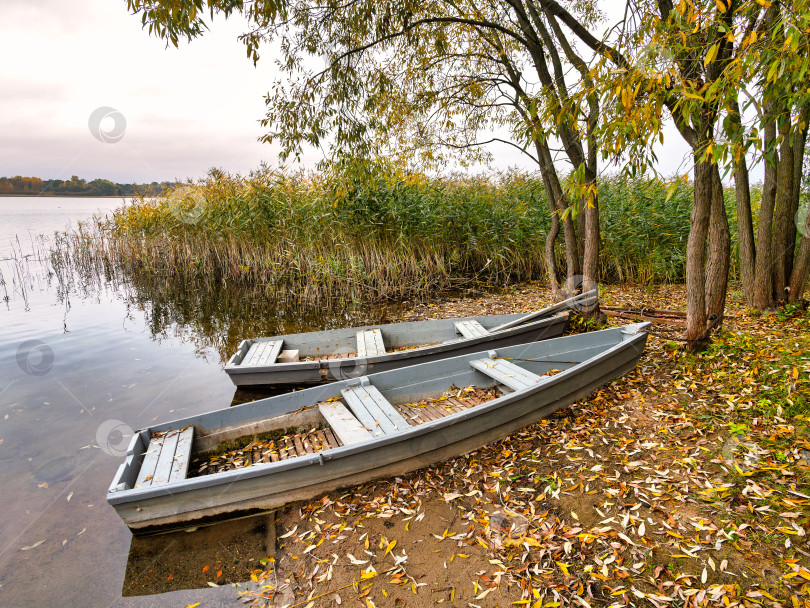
[108,321,649,533]
[224,290,597,386]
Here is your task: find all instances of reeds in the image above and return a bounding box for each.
[52,168,549,308]
[49,167,749,309]
[598,176,739,284]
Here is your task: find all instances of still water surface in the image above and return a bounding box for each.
[0,197,389,607]
[0,196,121,258]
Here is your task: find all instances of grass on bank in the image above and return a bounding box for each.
[51,167,745,308]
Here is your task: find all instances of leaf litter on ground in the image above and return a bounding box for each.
[236,283,809,608]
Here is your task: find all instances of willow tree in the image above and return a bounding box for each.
[126,0,609,304]
[606,0,810,316]
[532,0,810,348]
[726,5,810,308]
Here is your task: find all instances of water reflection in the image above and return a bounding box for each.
[47,233,402,365]
[120,270,399,365]
[123,515,271,597]
[230,385,292,406]
[0,216,402,606]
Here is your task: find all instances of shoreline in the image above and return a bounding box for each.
[255,282,809,608]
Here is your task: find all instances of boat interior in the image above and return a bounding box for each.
[186,383,508,477]
[119,326,632,495]
[229,313,529,367]
[135,350,576,489]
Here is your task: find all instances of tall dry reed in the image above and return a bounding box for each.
[50,167,750,308]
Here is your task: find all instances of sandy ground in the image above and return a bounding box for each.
[143,282,810,608]
[236,283,808,608]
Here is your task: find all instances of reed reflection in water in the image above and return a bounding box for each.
[0,207,402,606]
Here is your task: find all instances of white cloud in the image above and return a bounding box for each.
[0,0,760,184]
[0,0,283,182]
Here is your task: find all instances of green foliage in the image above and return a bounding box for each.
[696,322,810,421]
[597,0,810,172]
[598,176,740,283]
[728,422,748,436]
[777,302,805,322]
[90,167,758,304]
[598,177,692,283]
[116,166,551,280]
[88,167,553,307]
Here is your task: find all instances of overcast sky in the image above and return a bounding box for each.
[0,0,699,184]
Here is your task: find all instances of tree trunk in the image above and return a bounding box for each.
[582,94,600,306]
[538,180,561,295]
[576,197,586,272]
[534,140,563,294]
[734,155,756,304]
[730,98,756,305]
[685,154,713,350]
[786,105,809,281]
[752,113,778,309]
[544,206,561,295]
[536,141,580,292]
[788,213,810,304]
[771,134,794,300]
[581,167,600,295]
[705,166,730,321]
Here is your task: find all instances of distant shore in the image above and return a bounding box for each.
[0,193,130,198]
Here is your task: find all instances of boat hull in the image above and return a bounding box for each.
[225,313,570,386]
[109,324,649,533]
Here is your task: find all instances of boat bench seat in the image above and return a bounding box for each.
[454,319,490,339]
[341,384,410,437]
[241,339,284,367]
[356,329,386,357]
[469,357,545,392]
[318,401,374,445]
[135,426,194,487]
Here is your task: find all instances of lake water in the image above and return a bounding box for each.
[0,197,123,259]
[0,197,389,607]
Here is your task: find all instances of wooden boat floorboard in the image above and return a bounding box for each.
[187,383,502,479]
[304,352,359,362]
[302,342,444,361]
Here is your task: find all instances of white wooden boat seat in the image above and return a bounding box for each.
[469,356,545,392]
[341,384,411,436]
[135,427,194,487]
[356,329,386,357]
[318,401,374,445]
[241,339,284,367]
[454,319,490,339]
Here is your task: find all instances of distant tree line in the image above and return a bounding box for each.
[0,175,176,197]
